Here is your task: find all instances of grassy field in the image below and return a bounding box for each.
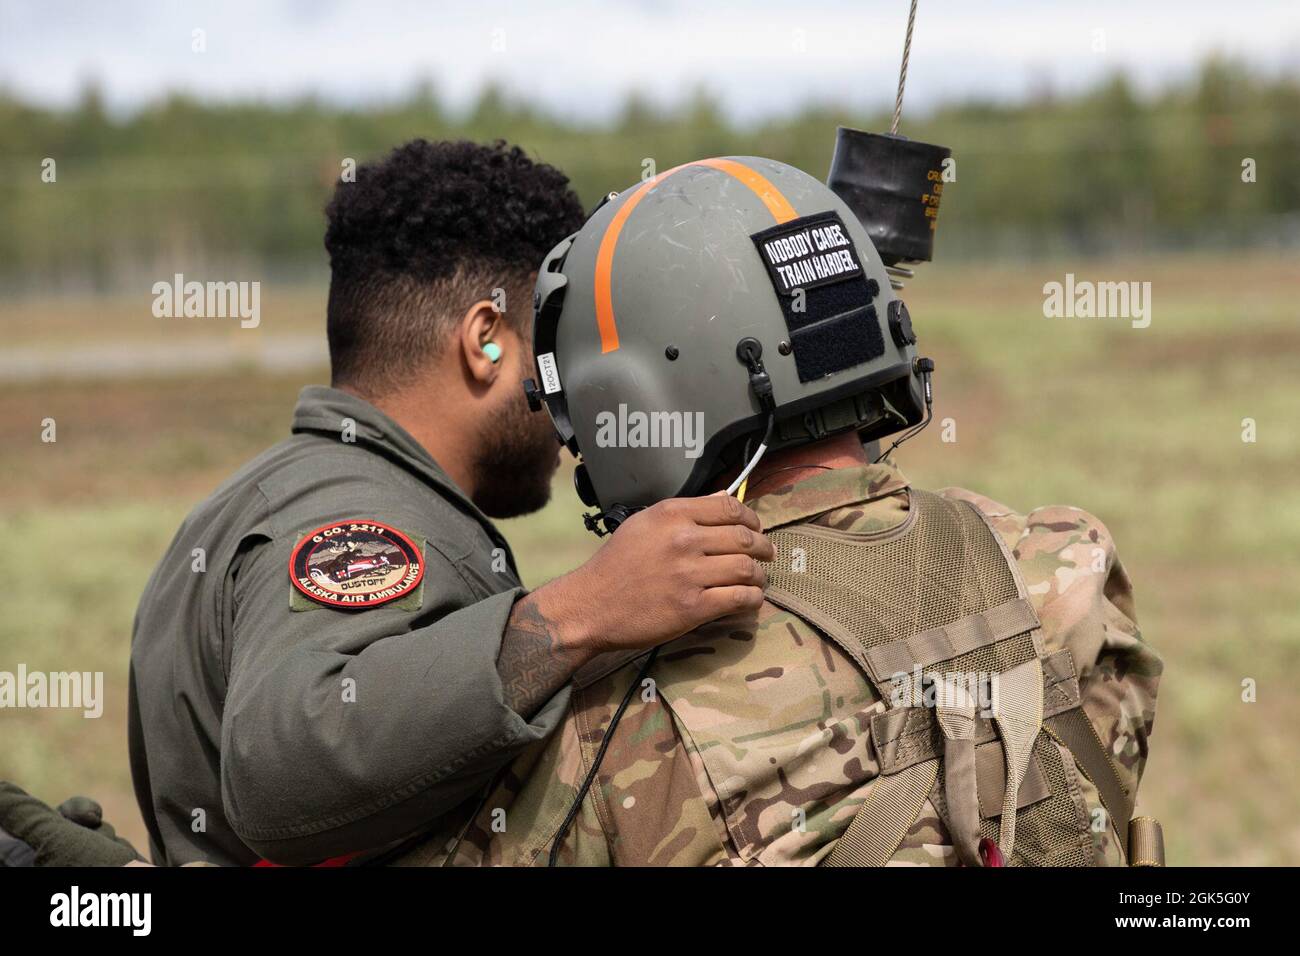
[1,254,1297,865]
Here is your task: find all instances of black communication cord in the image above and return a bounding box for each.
[550,340,780,863]
[874,357,934,464]
[547,645,661,866]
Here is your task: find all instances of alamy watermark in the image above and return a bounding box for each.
[0,665,103,718]
[594,404,705,459]
[1042,273,1151,329]
[50,886,150,936]
[151,273,260,328]
[890,667,1000,718]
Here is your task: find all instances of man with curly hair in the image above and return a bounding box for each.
[121,140,774,867]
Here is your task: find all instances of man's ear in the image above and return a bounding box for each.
[457,299,508,385]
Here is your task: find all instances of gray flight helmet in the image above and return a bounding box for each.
[526,156,930,534]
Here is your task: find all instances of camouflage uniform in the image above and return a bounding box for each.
[395,461,1161,867]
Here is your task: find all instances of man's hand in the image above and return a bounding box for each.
[497,494,773,715]
[563,493,775,651]
[0,783,146,867]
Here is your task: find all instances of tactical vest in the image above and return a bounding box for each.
[764,489,1164,867]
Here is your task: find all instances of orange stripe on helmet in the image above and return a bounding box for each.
[693,157,798,224]
[592,167,680,354]
[593,158,796,354]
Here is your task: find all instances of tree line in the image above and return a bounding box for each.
[0,58,1295,292]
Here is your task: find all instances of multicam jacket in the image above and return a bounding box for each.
[396,461,1161,867]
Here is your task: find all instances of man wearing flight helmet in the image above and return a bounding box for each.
[394,156,1164,868]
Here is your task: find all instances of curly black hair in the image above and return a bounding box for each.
[324,139,586,396]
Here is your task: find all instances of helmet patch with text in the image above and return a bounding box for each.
[751,210,885,382]
[290,520,424,609]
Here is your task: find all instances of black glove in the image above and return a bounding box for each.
[0,782,145,867]
[0,825,36,867]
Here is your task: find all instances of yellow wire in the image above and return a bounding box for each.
[737,478,748,502]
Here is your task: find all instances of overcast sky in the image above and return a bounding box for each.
[3,0,1299,121]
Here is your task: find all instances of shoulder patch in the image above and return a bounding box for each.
[289,520,425,610]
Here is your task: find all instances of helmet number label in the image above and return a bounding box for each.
[537,352,563,394]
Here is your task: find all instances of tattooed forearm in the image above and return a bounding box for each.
[497,595,584,717]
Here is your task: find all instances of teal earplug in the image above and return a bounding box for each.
[482,341,502,363]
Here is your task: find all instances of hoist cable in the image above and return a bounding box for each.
[890,0,919,135]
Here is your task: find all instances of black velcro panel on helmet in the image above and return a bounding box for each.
[751,211,884,383]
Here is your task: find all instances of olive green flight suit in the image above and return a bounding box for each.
[128,386,569,865]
